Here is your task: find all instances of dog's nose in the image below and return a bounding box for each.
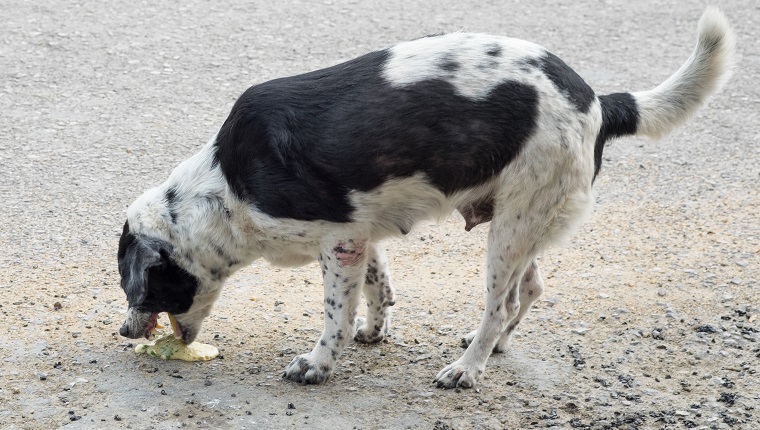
[119,323,130,338]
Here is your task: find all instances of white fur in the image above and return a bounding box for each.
[633,7,736,139]
[384,33,546,99]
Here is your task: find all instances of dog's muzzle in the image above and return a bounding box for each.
[119,309,158,339]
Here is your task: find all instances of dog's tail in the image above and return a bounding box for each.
[595,7,735,172]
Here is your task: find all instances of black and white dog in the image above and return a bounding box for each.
[118,8,734,388]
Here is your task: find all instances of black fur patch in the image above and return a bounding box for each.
[214,50,538,222]
[117,221,198,314]
[537,52,595,113]
[485,44,502,57]
[438,54,460,72]
[165,187,178,223]
[595,93,639,178]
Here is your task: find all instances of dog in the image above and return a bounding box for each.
[118,8,734,388]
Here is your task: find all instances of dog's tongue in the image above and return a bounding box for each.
[168,313,184,341]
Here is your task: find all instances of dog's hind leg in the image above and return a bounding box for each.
[435,218,537,388]
[462,259,544,353]
[355,243,396,344]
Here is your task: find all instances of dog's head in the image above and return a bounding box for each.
[117,220,214,344]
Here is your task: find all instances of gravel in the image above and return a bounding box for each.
[1,0,758,428]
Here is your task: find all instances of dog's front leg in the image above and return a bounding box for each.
[283,238,367,384]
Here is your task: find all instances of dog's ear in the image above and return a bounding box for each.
[118,225,172,306]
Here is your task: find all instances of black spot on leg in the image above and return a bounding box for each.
[327,312,334,320]
[529,289,534,296]
[524,270,534,283]
[209,267,224,281]
[320,339,327,346]
[496,304,502,312]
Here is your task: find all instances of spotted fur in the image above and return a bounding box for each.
[117,8,734,388]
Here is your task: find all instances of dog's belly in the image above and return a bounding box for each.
[258,238,320,268]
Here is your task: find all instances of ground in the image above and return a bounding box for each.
[0,0,758,429]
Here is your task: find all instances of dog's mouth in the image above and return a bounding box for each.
[144,312,186,342]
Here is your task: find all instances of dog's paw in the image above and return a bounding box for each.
[282,354,332,384]
[354,317,385,344]
[434,360,484,389]
[461,330,507,353]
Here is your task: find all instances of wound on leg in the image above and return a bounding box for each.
[332,240,366,267]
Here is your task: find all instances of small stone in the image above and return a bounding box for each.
[695,325,718,334]
[657,289,667,297]
[204,380,212,386]
[53,302,62,311]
